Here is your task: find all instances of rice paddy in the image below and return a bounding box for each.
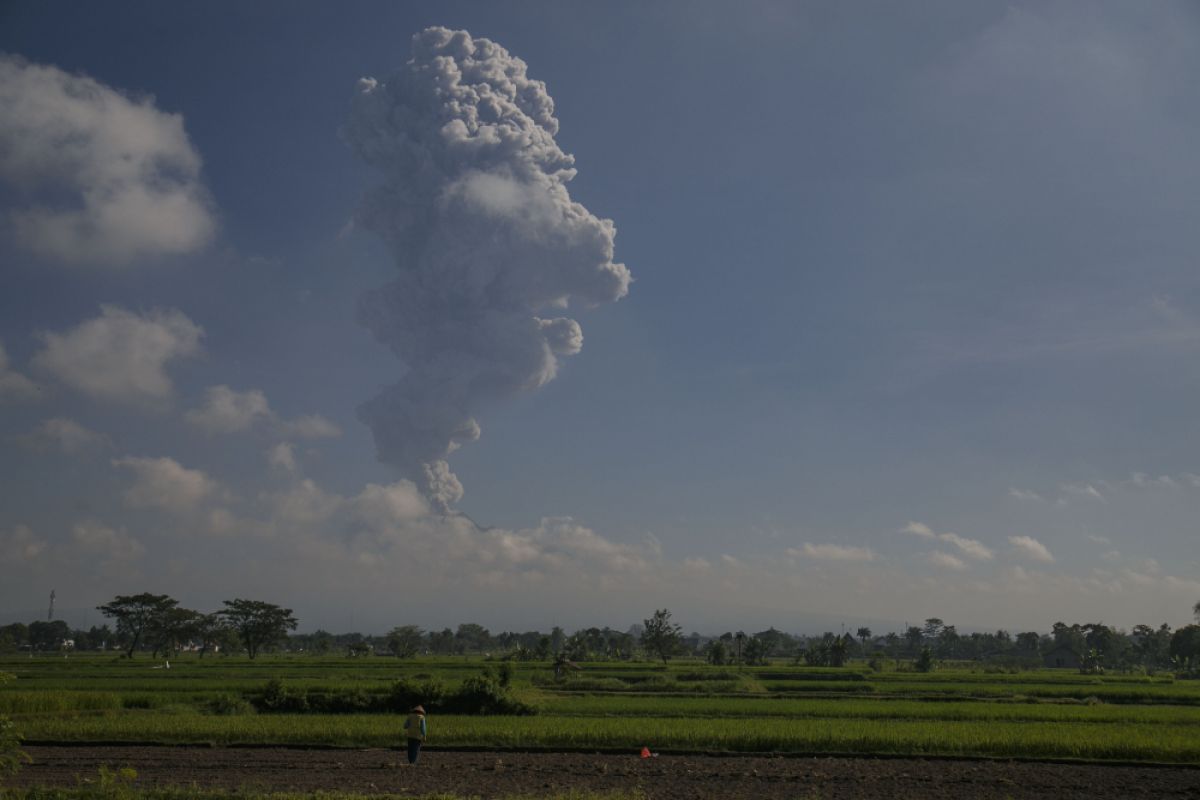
[3,655,1200,764]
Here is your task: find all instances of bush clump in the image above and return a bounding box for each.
[251,671,534,716]
[205,693,256,716]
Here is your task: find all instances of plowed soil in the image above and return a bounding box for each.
[11,745,1200,799]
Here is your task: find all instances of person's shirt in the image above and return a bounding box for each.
[404,712,426,739]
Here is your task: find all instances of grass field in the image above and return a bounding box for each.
[3,655,1200,764]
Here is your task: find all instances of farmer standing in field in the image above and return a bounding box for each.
[403,704,427,764]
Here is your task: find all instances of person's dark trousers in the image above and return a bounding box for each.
[407,738,422,764]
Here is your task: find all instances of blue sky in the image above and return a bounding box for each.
[2,1,1199,634]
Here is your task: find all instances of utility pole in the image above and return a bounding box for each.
[48,589,56,621]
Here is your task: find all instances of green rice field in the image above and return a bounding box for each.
[4,655,1200,764]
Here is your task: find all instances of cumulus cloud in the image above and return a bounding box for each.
[939,532,995,561]
[1009,535,1055,563]
[112,455,217,511]
[18,417,111,454]
[902,522,993,560]
[0,524,46,562]
[343,27,631,510]
[70,520,144,561]
[33,306,202,405]
[790,542,876,562]
[0,56,215,265]
[186,385,341,439]
[185,386,271,433]
[1009,488,1043,502]
[0,342,39,401]
[901,521,936,538]
[266,442,297,472]
[929,550,967,571]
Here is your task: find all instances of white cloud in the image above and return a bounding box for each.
[1008,535,1055,563]
[1130,472,1179,489]
[0,342,39,401]
[266,442,297,472]
[185,385,340,441]
[70,520,144,561]
[33,305,202,405]
[18,417,112,454]
[1008,488,1043,502]
[112,455,217,511]
[0,56,215,265]
[790,542,876,562]
[939,532,995,561]
[186,385,271,434]
[1059,483,1105,503]
[929,550,967,570]
[0,524,46,562]
[903,522,993,560]
[901,521,936,538]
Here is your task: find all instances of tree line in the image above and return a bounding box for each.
[0,593,297,659]
[4,597,1199,675]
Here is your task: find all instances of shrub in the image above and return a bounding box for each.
[446,673,535,715]
[205,693,255,716]
[256,678,309,713]
[388,677,446,713]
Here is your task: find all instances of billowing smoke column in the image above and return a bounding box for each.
[344,27,632,512]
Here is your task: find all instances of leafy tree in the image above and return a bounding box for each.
[428,628,455,655]
[1194,600,1200,624]
[640,609,683,664]
[936,625,959,659]
[386,625,424,658]
[703,639,728,665]
[0,624,28,653]
[454,623,491,655]
[97,593,179,658]
[219,599,298,659]
[829,634,849,667]
[194,614,237,657]
[549,626,566,654]
[742,636,768,666]
[27,620,70,652]
[904,626,924,655]
[914,645,936,673]
[752,628,786,658]
[1170,625,1200,674]
[1015,631,1041,654]
[1051,621,1085,655]
[148,607,203,657]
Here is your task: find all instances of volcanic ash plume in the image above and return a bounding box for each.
[344,27,631,511]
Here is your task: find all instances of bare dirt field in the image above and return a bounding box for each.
[11,745,1200,799]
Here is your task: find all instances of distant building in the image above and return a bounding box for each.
[1042,645,1081,669]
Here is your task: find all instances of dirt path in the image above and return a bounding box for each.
[10,745,1200,799]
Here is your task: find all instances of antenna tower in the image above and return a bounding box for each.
[48,589,56,621]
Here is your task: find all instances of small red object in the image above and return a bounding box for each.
[640,747,651,759]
